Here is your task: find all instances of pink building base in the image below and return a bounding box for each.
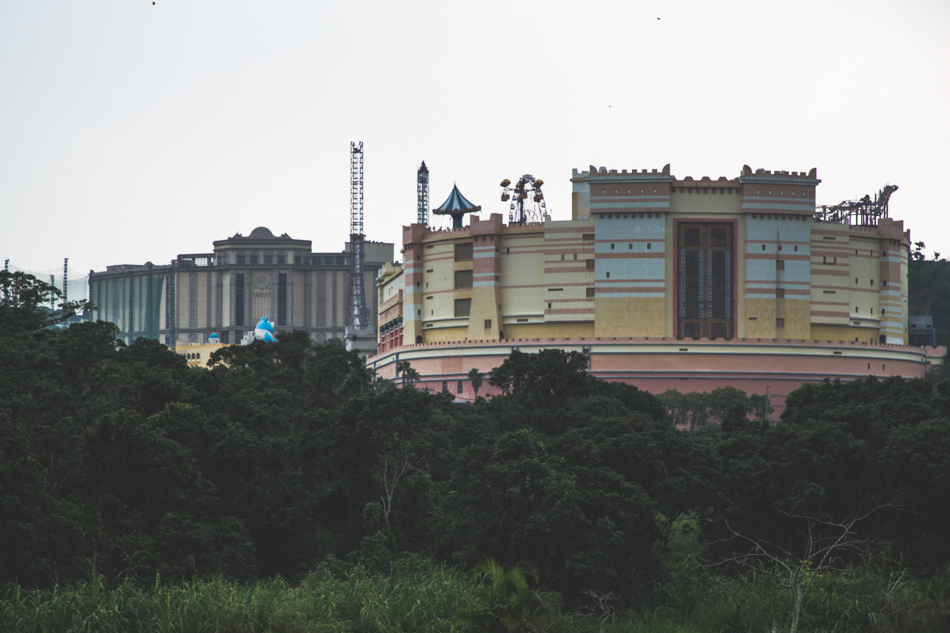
[367,338,945,412]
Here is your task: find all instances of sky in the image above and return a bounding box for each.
[2,0,949,296]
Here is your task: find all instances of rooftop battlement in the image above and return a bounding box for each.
[674,175,740,186]
[742,165,818,179]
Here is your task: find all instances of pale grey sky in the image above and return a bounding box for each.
[2,0,949,288]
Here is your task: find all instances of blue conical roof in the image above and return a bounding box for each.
[434,184,481,214]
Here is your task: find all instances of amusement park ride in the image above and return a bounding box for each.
[501,175,547,224]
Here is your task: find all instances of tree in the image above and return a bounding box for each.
[488,349,589,404]
[397,360,420,387]
[455,559,561,633]
[468,367,484,399]
[436,427,665,600]
[712,504,896,633]
[0,270,93,331]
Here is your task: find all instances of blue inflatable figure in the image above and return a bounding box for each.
[254,316,278,342]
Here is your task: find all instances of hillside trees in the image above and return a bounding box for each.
[4,274,950,608]
[701,376,950,575]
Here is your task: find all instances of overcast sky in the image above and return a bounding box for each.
[2,0,949,291]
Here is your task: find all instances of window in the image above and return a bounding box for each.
[454,298,471,317]
[582,234,594,241]
[484,319,491,329]
[277,273,287,326]
[237,255,246,264]
[264,255,274,264]
[776,288,785,299]
[441,381,448,393]
[647,243,651,250]
[776,318,785,328]
[606,271,611,278]
[455,243,473,261]
[586,287,595,298]
[277,255,286,264]
[457,380,463,394]
[586,259,595,270]
[250,254,260,264]
[455,270,473,289]
[611,243,615,250]
[235,273,245,326]
[776,260,785,271]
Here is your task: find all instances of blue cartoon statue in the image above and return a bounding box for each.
[254,316,278,342]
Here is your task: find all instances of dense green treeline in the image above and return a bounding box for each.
[4,270,950,630]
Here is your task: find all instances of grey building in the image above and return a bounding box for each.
[89,227,393,347]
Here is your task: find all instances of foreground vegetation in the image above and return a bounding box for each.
[3,559,949,633]
[4,269,950,631]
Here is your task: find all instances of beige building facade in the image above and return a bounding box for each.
[370,164,938,400]
[90,227,393,346]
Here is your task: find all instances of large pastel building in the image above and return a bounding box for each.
[369,164,942,400]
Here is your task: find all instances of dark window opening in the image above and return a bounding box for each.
[455,270,473,289]
[455,298,471,317]
[235,273,245,326]
[455,243,473,261]
[677,222,734,340]
[277,273,287,326]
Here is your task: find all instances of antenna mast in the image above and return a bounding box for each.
[348,141,370,331]
[417,161,430,225]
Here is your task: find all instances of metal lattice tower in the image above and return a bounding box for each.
[417,161,430,225]
[348,141,370,331]
[62,258,68,304]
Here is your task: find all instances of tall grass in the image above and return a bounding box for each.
[0,560,469,633]
[2,561,949,633]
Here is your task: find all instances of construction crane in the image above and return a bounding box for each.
[817,184,898,226]
[346,141,371,349]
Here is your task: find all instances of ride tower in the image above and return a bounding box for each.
[345,141,376,356]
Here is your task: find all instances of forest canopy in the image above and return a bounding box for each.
[3,270,950,619]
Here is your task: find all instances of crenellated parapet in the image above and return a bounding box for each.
[740,165,820,185]
[587,163,674,182]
